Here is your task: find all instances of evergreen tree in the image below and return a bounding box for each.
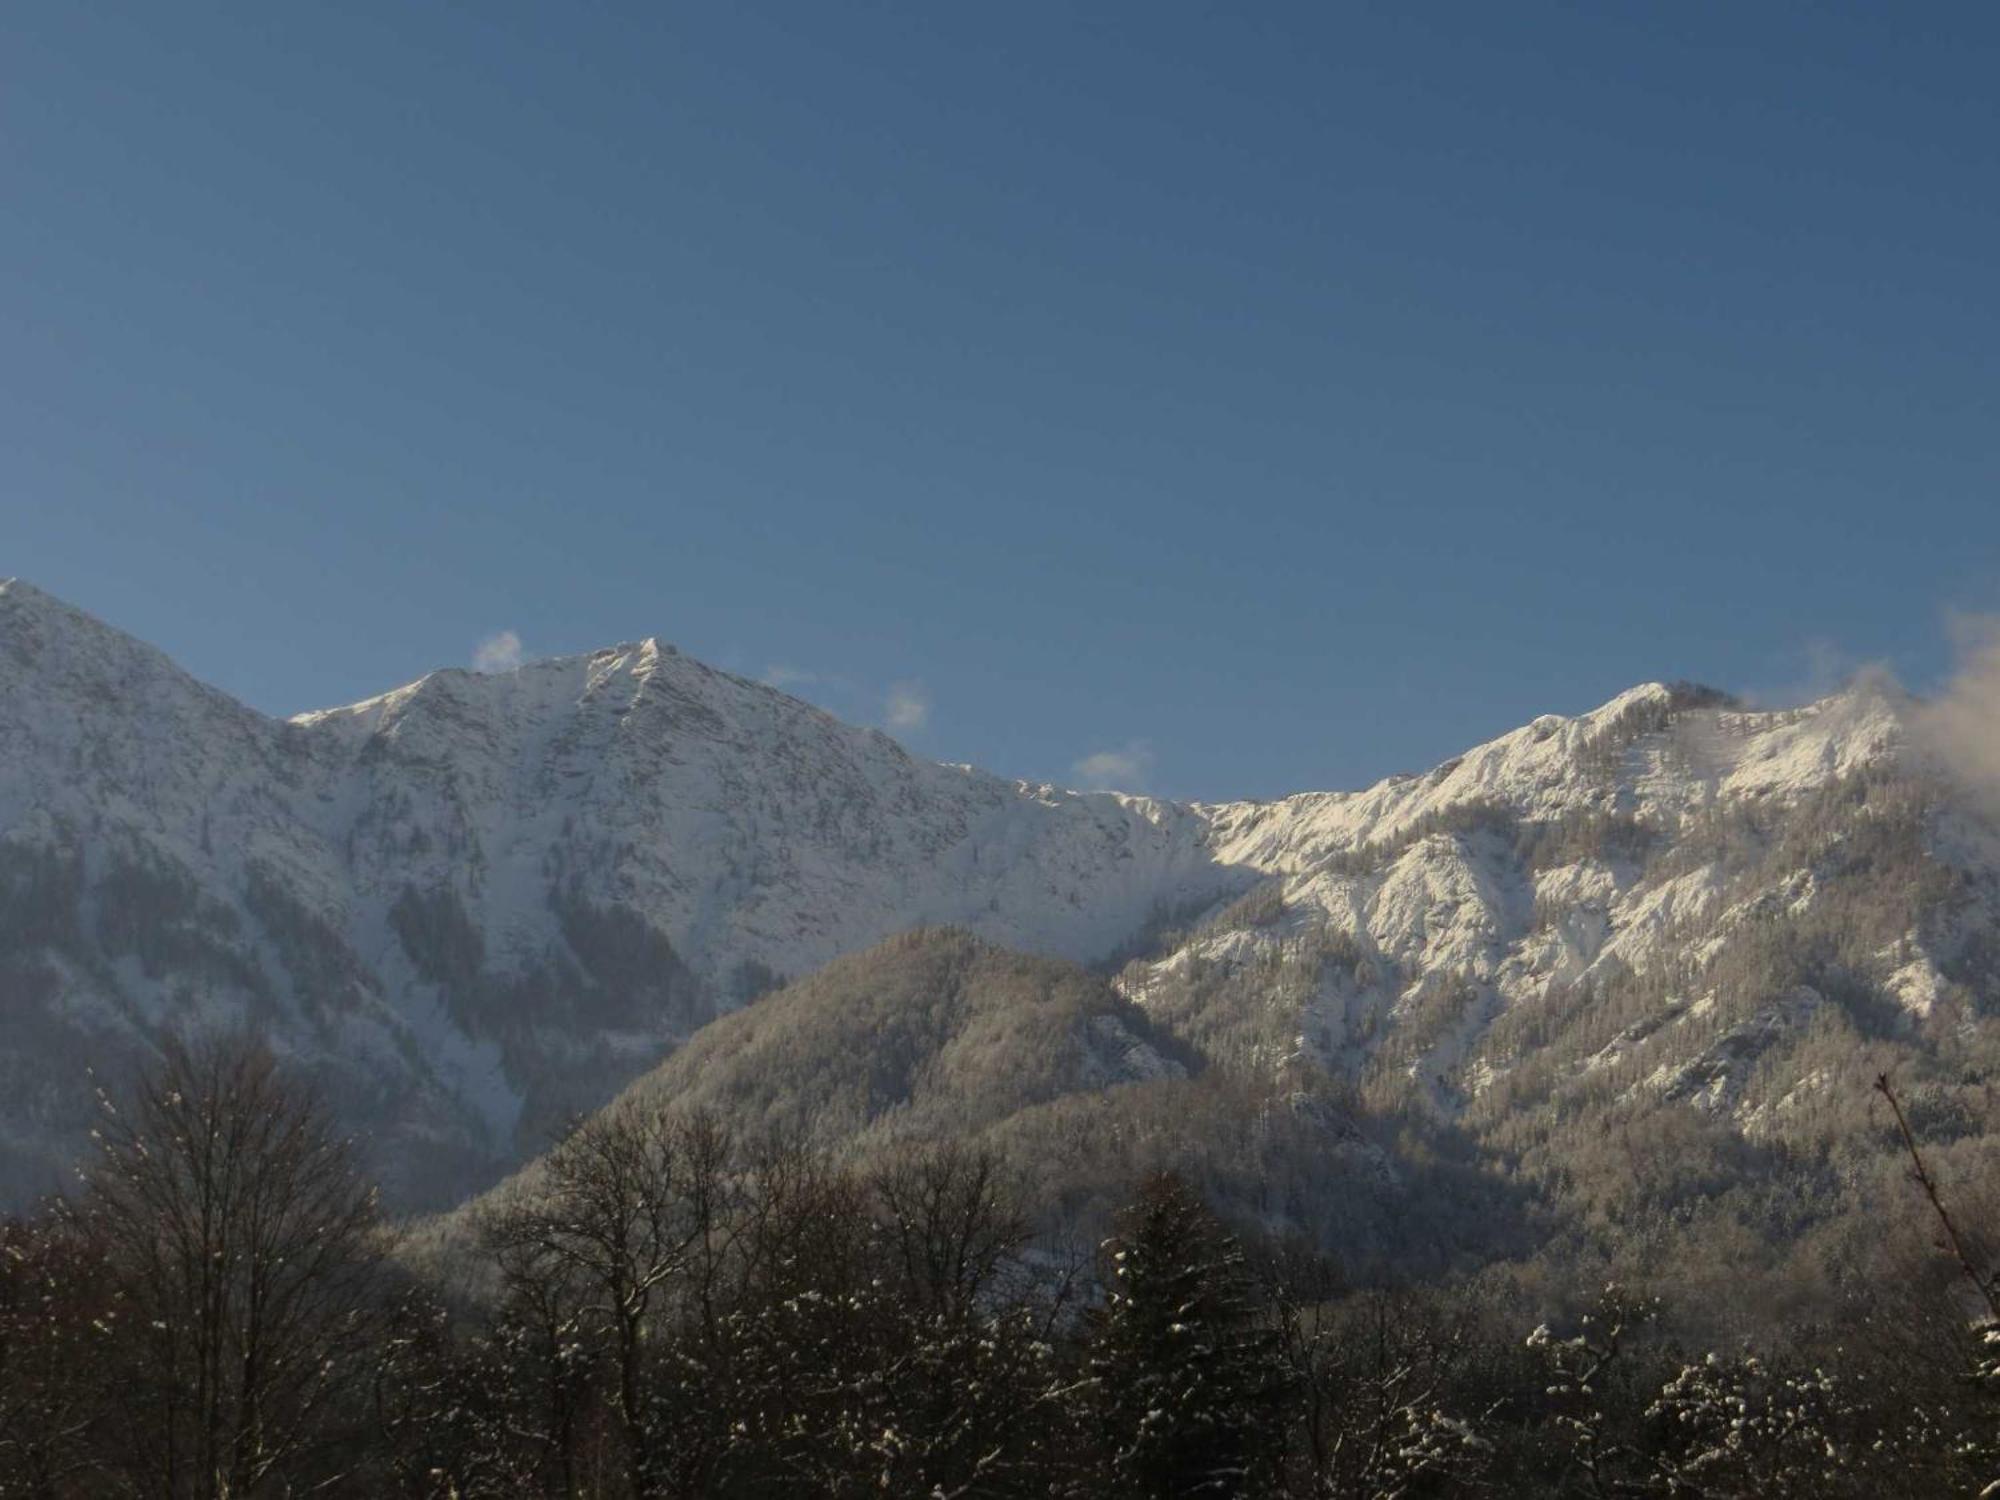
[1084,1172,1287,1498]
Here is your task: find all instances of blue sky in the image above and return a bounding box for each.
[6,3,1996,800]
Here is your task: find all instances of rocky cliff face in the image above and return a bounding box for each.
[1127,679,1936,1115]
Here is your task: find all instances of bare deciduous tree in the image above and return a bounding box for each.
[477,1106,728,1499]
[0,1214,116,1498]
[872,1142,1030,1324]
[77,1033,384,1498]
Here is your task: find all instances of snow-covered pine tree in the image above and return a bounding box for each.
[1084,1171,1287,1498]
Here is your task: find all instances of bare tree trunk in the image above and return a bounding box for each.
[78,1032,385,1498]
[1876,1072,2000,1324]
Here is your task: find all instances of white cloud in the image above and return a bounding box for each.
[472,629,525,674]
[1913,611,2000,813]
[884,681,930,733]
[1072,741,1155,792]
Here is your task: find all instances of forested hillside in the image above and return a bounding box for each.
[4,1034,1995,1497]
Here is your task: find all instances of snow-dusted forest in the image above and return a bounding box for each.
[3,1030,1997,1497]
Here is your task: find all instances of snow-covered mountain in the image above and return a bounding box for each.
[0,581,1232,1204]
[1133,678,1930,1105]
[4,579,1994,1234]
[1142,674,1974,1071]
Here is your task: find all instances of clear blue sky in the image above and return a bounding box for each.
[6,3,1996,800]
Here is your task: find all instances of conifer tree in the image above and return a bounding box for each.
[1085,1172,1286,1498]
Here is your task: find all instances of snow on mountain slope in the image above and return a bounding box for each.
[3,579,1987,1225]
[290,634,1225,988]
[1116,675,1994,1156]
[1196,682,1901,877]
[0,581,1236,1205]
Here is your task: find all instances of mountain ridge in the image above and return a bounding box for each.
[0,582,1237,1204]
[1,579,1979,1260]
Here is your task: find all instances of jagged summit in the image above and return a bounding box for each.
[294,629,853,749]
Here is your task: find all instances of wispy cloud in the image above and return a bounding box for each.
[1072,741,1155,792]
[472,629,525,673]
[884,681,930,734]
[1740,635,1879,710]
[1912,611,2000,812]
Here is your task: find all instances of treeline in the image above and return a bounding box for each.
[3,1037,1997,1497]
